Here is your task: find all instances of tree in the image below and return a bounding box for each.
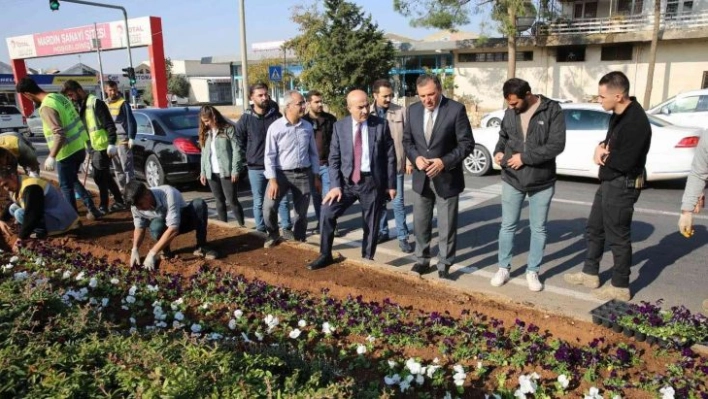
[287,0,395,116]
[247,57,296,89]
[393,0,536,79]
[643,0,661,108]
[168,74,191,100]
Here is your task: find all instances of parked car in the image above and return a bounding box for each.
[647,88,708,129]
[26,109,43,137]
[479,98,573,128]
[132,107,202,187]
[465,103,702,181]
[0,104,30,137]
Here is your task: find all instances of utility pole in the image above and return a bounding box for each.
[93,22,105,101]
[238,0,249,112]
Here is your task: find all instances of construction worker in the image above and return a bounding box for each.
[62,80,126,213]
[15,77,102,220]
[0,131,40,176]
[0,148,80,252]
[104,80,137,191]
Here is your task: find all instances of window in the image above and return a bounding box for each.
[458,51,534,63]
[617,0,643,14]
[564,109,611,131]
[556,46,586,62]
[574,1,598,18]
[601,44,633,61]
[0,106,21,115]
[162,113,200,131]
[683,1,694,12]
[670,96,699,112]
[134,113,153,135]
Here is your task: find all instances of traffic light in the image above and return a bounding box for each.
[49,0,60,11]
[122,67,136,85]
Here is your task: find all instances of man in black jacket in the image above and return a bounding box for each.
[235,82,292,235]
[564,71,651,301]
[490,78,566,292]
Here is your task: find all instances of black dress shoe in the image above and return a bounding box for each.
[411,263,430,275]
[377,234,391,244]
[437,265,451,280]
[307,254,334,270]
[398,239,413,253]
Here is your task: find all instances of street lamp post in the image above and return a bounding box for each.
[238,0,249,112]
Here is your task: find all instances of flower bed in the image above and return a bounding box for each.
[1,240,706,398]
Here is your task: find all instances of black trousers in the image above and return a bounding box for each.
[91,149,123,209]
[149,198,208,247]
[582,177,641,288]
[207,173,245,225]
[319,174,384,259]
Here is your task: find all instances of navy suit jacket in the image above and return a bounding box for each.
[328,115,397,191]
[403,97,474,198]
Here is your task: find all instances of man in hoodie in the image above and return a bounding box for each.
[104,80,137,191]
[235,82,292,236]
[564,71,651,301]
[490,78,566,292]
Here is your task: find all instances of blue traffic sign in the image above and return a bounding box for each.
[268,66,282,82]
[131,87,138,97]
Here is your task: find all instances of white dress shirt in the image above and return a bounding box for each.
[352,119,371,172]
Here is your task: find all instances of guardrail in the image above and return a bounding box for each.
[546,10,708,35]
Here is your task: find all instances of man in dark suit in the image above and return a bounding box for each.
[402,74,474,279]
[307,89,397,270]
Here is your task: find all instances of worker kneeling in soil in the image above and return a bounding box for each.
[124,180,219,271]
[0,148,80,250]
[0,131,40,177]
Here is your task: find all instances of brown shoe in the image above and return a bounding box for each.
[563,271,600,288]
[592,284,631,301]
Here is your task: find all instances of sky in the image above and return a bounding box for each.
[0,0,485,73]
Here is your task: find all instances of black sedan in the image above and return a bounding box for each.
[132,107,202,187]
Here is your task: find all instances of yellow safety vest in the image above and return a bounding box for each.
[39,93,89,161]
[12,176,80,235]
[0,135,20,158]
[107,97,126,118]
[84,94,109,151]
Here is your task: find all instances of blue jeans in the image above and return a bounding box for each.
[498,181,555,273]
[312,165,331,223]
[55,149,96,213]
[379,174,409,240]
[9,204,23,223]
[247,169,292,232]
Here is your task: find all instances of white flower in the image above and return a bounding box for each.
[384,374,401,386]
[2,263,14,272]
[128,285,137,296]
[125,295,136,304]
[208,332,223,340]
[660,386,675,399]
[433,357,440,364]
[101,298,109,307]
[477,361,483,369]
[426,364,440,378]
[173,320,183,329]
[75,271,85,281]
[387,360,397,369]
[289,329,301,339]
[322,322,335,335]
[228,319,237,330]
[452,364,466,387]
[171,297,184,310]
[174,311,184,321]
[13,271,28,281]
[200,302,210,309]
[241,332,252,343]
[356,344,367,355]
[88,277,98,288]
[9,255,19,263]
[415,374,425,385]
[399,378,411,392]
[155,321,167,328]
[62,270,72,279]
[405,358,423,375]
[612,396,622,399]
[264,314,279,330]
[255,332,264,341]
[89,298,98,306]
[444,392,452,399]
[233,309,243,319]
[35,257,45,266]
[557,374,570,389]
[129,317,136,324]
[190,323,202,333]
[584,387,603,399]
[298,319,307,328]
[129,327,137,334]
[514,390,527,399]
[110,278,119,285]
[366,335,375,343]
[146,284,159,292]
[518,374,538,394]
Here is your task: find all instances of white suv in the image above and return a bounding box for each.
[648,89,708,129]
[0,104,30,137]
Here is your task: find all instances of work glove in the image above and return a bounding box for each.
[44,156,56,171]
[130,247,141,266]
[678,212,694,238]
[28,170,39,178]
[107,144,118,157]
[143,251,158,271]
[128,139,134,149]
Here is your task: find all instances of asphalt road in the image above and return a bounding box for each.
[28,136,707,316]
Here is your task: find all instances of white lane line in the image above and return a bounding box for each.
[552,197,708,220]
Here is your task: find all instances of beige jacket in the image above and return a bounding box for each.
[370,102,410,174]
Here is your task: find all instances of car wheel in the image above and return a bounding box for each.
[487,117,502,128]
[144,155,165,187]
[464,145,492,176]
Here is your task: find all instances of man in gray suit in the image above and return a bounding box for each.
[307,89,397,270]
[402,74,474,279]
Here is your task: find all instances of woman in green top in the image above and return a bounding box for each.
[198,106,245,226]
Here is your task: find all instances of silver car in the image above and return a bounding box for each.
[26,110,43,137]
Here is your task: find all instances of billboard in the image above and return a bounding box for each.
[6,17,153,60]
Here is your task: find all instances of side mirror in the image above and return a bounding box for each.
[660,106,671,115]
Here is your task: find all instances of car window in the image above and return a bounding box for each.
[161,112,200,131]
[563,109,610,131]
[670,96,699,113]
[0,106,20,115]
[134,113,154,135]
[648,114,672,127]
[697,95,708,111]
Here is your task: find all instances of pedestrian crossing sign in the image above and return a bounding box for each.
[268,66,282,82]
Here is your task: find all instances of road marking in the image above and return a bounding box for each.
[552,197,708,220]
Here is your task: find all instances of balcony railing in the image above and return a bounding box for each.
[545,10,708,35]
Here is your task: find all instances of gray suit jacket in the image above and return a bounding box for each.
[328,115,396,191]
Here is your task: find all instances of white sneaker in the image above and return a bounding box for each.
[526,272,543,292]
[490,268,510,287]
